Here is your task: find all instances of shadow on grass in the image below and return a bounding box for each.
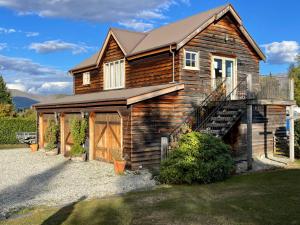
[41,196,87,225]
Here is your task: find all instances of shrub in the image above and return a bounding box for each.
[0,118,36,144]
[0,103,14,117]
[159,132,234,184]
[295,120,300,158]
[70,117,87,156]
[44,119,59,151]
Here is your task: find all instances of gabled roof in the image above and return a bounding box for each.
[34,83,184,108]
[70,4,265,73]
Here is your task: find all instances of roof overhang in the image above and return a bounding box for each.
[34,84,185,109]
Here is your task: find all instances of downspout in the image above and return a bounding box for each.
[169,45,175,83]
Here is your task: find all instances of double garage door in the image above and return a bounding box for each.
[63,112,122,162]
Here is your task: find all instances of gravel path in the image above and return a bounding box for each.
[0,149,156,218]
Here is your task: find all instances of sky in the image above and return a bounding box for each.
[0,0,299,95]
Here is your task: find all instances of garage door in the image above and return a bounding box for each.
[64,113,81,156]
[94,113,122,162]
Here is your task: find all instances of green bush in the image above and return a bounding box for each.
[0,118,36,144]
[295,120,300,158]
[44,119,59,151]
[159,132,234,184]
[70,117,87,156]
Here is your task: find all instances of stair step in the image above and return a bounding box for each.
[211,116,233,122]
[217,111,240,116]
[207,122,228,128]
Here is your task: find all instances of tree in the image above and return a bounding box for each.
[0,75,12,105]
[288,55,300,106]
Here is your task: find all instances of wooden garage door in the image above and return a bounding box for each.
[64,113,81,156]
[94,113,122,162]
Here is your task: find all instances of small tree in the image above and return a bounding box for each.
[44,119,59,151]
[0,103,13,117]
[0,75,12,105]
[70,117,87,156]
[289,56,300,106]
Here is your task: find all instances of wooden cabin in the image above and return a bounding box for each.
[35,4,295,169]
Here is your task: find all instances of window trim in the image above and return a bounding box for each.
[183,49,200,70]
[82,72,91,86]
[103,58,125,90]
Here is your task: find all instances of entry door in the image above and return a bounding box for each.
[94,113,121,162]
[212,56,237,99]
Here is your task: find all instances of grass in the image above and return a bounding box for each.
[1,169,300,225]
[0,144,27,149]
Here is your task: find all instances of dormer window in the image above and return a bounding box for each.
[104,59,125,90]
[82,72,90,85]
[183,49,199,70]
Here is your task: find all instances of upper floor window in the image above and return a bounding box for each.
[104,59,125,90]
[82,72,90,85]
[183,49,199,70]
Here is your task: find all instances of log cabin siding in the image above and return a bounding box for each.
[126,52,179,88]
[178,14,260,104]
[130,91,189,169]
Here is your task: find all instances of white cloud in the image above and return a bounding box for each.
[29,40,89,54]
[25,32,39,37]
[0,43,7,51]
[28,81,72,94]
[0,54,72,95]
[118,20,154,32]
[0,0,189,31]
[0,27,16,34]
[262,41,300,64]
[7,82,27,92]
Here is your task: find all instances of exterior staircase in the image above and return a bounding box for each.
[169,77,248,146]
[201,104,245,137]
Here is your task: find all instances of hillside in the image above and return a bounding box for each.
[9,89,68,109]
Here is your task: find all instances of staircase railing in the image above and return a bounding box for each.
[168,77,248,149]
[168,78,228,147]
[195,77,247,133]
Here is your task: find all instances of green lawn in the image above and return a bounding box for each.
[1,169,300,225]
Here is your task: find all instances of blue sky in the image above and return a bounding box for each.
[0,0,299,95]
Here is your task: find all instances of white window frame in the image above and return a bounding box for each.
[103,59,125,90]
[183,49,200,70]
[82,72,90,86]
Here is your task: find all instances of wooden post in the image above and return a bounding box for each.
[161,137,168,160]
[289,78,295,162]
[38,113,44,148]
[247,74,253,170]
[60,113,65,155]
[89,112,95,161]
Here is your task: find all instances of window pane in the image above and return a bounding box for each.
[115,61,120,87]
[110,62,114,88]
[225,60,233,78]
[186,59,191,67]
[186,52,191,60]
[191,60,196,67]
[214,59,222,79]
[191,53,196,61]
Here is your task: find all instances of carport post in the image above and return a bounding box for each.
[89,112,95,161]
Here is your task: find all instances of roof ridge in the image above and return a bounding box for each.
[146,4,229,34]
[110,27,146,35]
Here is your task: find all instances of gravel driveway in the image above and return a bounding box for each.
[0,149,156,218]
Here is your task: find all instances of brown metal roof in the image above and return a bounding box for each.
[70,4,265,72]
[34,83,184,108]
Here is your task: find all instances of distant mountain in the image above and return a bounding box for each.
[9,89,68,110]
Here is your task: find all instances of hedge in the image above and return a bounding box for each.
[0,118,36,144]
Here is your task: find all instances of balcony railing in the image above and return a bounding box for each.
[255,76,294,101]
